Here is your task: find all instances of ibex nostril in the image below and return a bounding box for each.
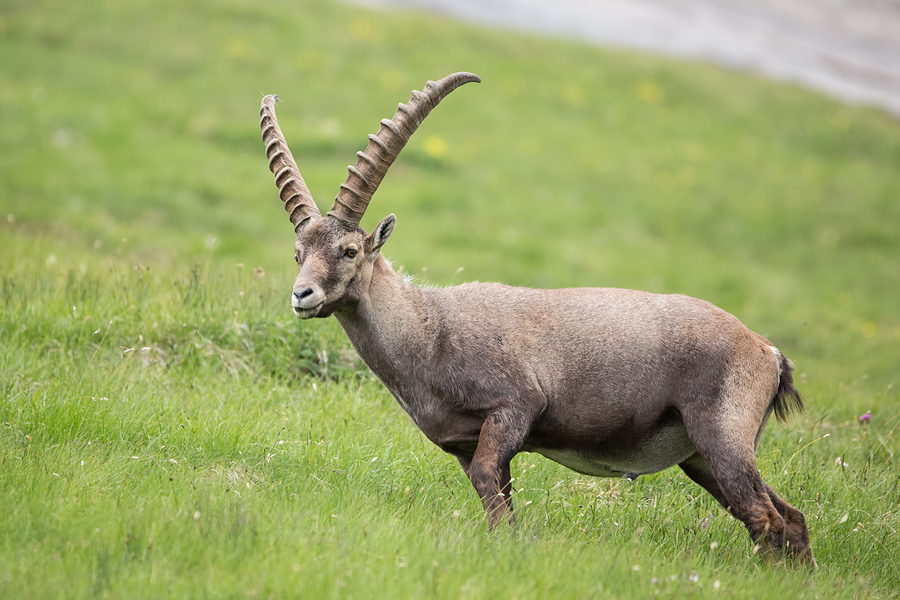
[294,288,315,300]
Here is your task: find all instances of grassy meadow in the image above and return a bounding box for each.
[2,0,900,597]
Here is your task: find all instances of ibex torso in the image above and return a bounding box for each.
[338,256,777,480]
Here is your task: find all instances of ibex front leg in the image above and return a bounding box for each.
[462,406,540,529]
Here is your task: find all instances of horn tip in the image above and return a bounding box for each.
[449,72,481,85]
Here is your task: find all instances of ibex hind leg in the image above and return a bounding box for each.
[762,481,815,567]
[679,424,814,565]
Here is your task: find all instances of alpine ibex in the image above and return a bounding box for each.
[259,72,813,564]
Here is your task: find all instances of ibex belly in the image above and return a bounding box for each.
[530,421,696,478]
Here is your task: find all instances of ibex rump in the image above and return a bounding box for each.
[259,72,813,564]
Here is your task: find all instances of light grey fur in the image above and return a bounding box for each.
[262,74,812,563]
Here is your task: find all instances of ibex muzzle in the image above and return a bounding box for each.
[259,73,814,565]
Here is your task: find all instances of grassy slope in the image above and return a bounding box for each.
[1,0,900,597]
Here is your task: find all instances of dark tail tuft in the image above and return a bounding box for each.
[773,352,804,424]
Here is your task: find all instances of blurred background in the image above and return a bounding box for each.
[353,0,900,116]
[1,0,898,380]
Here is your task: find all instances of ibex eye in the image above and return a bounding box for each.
[344,248,358,259]
[294,255,300,264]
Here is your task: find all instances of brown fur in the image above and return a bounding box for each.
[262,75,813,565]
[284,218,813,565]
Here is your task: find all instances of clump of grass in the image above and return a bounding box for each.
[0,248,362,386]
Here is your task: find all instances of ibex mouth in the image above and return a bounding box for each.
[292,303,323,319]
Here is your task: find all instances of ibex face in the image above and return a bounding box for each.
[290,214,395,319]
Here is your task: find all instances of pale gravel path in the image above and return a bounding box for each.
[349,0,900,117]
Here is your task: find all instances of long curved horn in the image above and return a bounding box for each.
[260,95,321,232]
[327,72,481,229]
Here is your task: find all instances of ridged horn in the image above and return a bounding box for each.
[260,95,321,232]
[327,72,481,229]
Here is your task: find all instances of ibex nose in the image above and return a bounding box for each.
[294,288,315,301]
[292,286,324,313]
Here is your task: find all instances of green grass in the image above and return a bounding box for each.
[2,0,900,597]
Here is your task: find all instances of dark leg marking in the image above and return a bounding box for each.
[680,428,814,565]
[465,408,534,528]
[679,453,728,509]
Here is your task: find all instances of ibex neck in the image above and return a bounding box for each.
[333,256,431,392]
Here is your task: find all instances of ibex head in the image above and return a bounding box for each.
[260,72,480,319]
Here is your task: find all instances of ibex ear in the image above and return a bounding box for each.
[365,214,395,262]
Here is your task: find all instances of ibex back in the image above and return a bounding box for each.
[259,73,813,564]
